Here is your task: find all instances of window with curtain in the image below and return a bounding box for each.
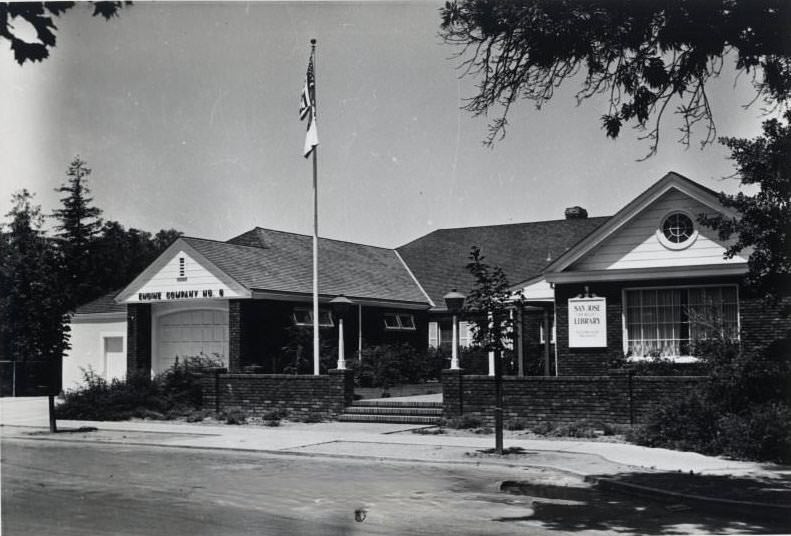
[428,320,474,348]
[625,286,738,357]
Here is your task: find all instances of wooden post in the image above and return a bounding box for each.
[48,394,57,433]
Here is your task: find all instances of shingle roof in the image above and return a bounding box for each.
[177,228,430,305]
[74,290,126,315]
[396,217,610,308]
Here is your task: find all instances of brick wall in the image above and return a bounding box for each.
[442,371,704,426]
[126,304,151,375]
[739,292,791,353]
[200,369,355,420]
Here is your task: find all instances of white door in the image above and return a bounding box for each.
[104,336,126,381]
[156,309,228,373]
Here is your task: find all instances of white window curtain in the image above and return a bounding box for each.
[626,286,738,358]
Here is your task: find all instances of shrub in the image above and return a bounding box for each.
[716,403,791,463]
[530,421,555,435]
[222,408,247,425]
[301,412,324,423]
[505,418,527,431]
[355,344,437,387]
[56,355,224,421]
[632,338,791,463]
[549,419,613,439]
[443,415,484,429]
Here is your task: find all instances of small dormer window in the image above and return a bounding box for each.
[657,211,698,250]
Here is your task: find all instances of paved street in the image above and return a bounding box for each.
[3,437,785,535]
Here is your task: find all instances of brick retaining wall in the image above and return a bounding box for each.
[442,370,704,426]
[201,369,354,420]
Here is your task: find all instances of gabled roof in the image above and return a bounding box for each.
[73,290,126,316]
[190,227,430,305]
[396,217,609,308]
[544,171,740,275]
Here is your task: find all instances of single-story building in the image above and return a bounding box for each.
[62,171,789,389]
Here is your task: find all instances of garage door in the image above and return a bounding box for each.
[156,309,228,373]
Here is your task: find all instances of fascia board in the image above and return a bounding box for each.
[546,263,748,284]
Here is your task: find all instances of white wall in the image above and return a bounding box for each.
[63,316,127,390]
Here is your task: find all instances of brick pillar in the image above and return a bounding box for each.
[127,304,152,377]
[228,300,242,372]
[329,368,355,413]
[442,369,463,419]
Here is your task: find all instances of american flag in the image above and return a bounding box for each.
[300,55,318,158]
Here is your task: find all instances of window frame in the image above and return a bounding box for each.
[383,312,417,331]
[656,210,699,251]
[621,283,740,360]
[292,307,334,328]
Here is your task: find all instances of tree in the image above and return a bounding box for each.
[52,157,104,310]
[92,221,182,293]
[464,246,521,353]
[700,110,791,304]
[0,2,129,65]
[0,190,70,374]
[463,245,524,454]
[440,0,791,156]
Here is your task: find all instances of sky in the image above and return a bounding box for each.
[0,1,774,249]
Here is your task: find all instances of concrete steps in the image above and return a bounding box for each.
[338,399,443,425]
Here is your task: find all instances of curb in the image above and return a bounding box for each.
[4,433,591,478]
[586,475,791,523]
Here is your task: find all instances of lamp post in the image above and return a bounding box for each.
[443,289,466,370]
[330,295,353,370]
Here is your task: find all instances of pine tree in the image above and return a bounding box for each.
[0,191,70,384]
[52,157,103,310]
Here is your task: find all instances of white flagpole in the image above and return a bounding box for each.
[311,39,320,376]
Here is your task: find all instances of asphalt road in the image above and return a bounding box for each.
[2,438,784,535]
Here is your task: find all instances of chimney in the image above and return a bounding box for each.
[565,206,588,219]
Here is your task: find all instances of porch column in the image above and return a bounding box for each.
[126,303,152,378]
[543,307,551,377]
[487,311,495,376]
[516,306,524,377]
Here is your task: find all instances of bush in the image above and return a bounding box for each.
[632,338,791,463]
[548,419,615,439]
[716,403,791,463]
[221,408,247,425]
[353,344,441,387]
[505,418,527,431]
[56,355,224,421]
[443,415,484,429]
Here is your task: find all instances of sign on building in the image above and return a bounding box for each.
[568,297,607,348]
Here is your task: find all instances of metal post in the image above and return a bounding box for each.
[494,349,503,455]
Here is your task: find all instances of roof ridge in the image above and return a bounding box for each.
[397,215,612,248]
[245,226,397,252]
